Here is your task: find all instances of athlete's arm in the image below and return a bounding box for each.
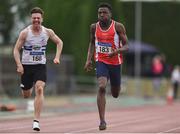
[84,23,96,72]
[13,29,27,75]
[47,29,63,64]
[109,22,129,57]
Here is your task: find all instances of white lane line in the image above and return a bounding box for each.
[0,118,62,131]
[69,116,163,133]
[0,115,94,132]
[0,125,30,131]
[157,126,180,134]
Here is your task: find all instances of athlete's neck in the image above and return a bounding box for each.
[31,25,42,35]
[99,19,112,30]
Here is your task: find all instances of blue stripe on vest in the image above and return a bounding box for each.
[98,42,112,47]
[30,52,44,55]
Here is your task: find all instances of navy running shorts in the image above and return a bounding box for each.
[96,61,121,87]
[20,64,46,90]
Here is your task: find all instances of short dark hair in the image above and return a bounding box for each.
[98,2,112,12]
[30,7,44,15]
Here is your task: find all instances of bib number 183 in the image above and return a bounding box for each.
[97,46,112,54]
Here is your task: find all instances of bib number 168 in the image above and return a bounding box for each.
[33,55,42,61]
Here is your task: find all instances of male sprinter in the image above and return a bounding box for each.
[13,7,63,131]
[84,3,129,130]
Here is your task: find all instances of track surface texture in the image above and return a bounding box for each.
[0,95,179,134]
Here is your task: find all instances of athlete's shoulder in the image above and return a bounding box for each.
[21,26,29,33]
[114,21,124,28]
[114,21,126,33]
[19,26,29,39]
[43,27,54,37]
[90,23,97,33]
[90,23,96,29]
[43,26,51,32]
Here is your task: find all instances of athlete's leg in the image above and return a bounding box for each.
[34,80,45,121]
[32,65,46,131]
[97,76,108,123]
[173,82,178,99]
[96,62,108,130]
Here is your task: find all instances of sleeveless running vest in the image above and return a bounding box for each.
[95,20,123,65]
[22,25,49,65]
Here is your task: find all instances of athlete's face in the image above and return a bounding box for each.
[98,7,111,23]
[31,13,43,26]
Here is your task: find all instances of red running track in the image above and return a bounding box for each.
[0,102,180,133]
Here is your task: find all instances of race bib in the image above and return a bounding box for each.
[32,55,42,61]
[96,45,112,54]
[30,49,44,62]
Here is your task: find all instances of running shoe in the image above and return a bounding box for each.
[99,121,107,130]
[33,120,40,131]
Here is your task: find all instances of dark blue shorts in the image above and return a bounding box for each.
[96,61,121,87]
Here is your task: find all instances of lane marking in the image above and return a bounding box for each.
[157,126,180,134]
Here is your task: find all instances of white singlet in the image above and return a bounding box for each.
[22,25,49,65]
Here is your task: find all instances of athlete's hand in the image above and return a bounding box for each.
[16,64,24,75]
[53,58,60,64]
[108,48,118,58]
[84,61,93,72]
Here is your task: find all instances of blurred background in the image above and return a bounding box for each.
[0,0,180,113]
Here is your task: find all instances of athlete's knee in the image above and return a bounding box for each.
[112,93,119,98]
[22,92,31,98]
[36,86,44,95]
[35,85,44,96]
[23,95,30,98]
[98,77,107,92]
[99,83,106,91]
[35,81,45,95]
